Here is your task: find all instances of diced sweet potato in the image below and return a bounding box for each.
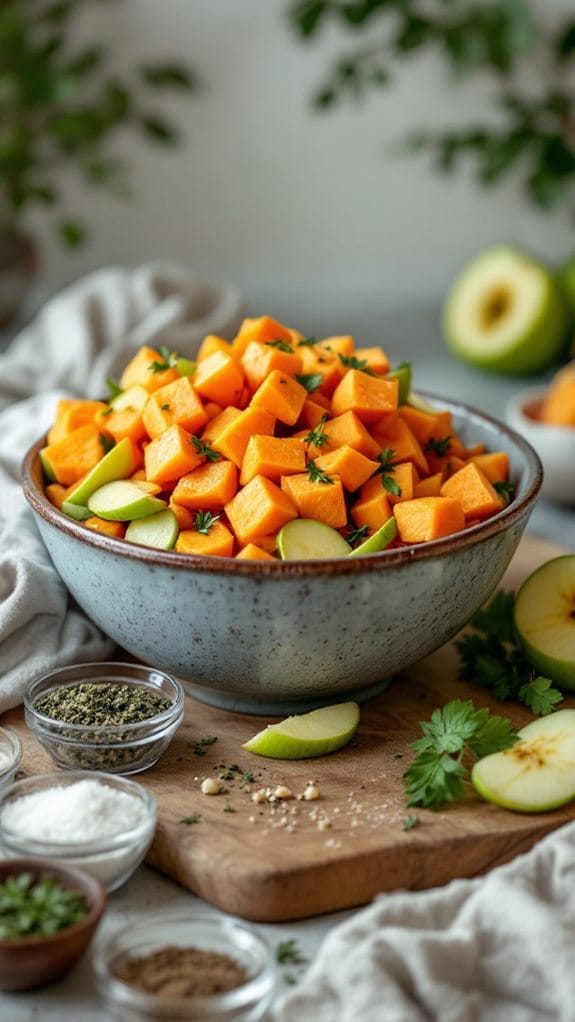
[394,496,466,543]
[314,445,378,493]
[236,543,276,561]
[240,436,307,486]
[231,315,294,358]
[171,460,238,509]
[440,462,505,521]
[142,376,208,439]
[212,406,276,467]
[176,520,235,557]
[192,351,246,408]
[119,345,180,393]
[144,425,204,485]
[250,370,308,426]
[331,370,399,422]
[280,473,347,529]
[225,475,298,545]
[241,341,302,392]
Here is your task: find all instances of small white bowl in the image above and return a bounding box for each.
[0,771,156,892]
[506,387,575,506]
[0,728,22,794]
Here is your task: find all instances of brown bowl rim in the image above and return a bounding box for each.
[0,857,106,948]
[21,392,543,578]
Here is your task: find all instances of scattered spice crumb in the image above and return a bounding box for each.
[191,736,218,756]
[276,939,307,966]
[402,814,420,831]
[223,805,236,813]
[180,813,202,825]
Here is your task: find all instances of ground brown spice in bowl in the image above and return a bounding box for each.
[113,944,249,997]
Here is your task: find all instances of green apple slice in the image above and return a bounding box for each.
[349,516,397,557]
[242,701,360,759]
[125,509,179,550]
[472,709,575,812]
[39,448,57,483]
[87,480,166,521]
[442,245,569,374]
[276,519,352,560]
[385,363,412,405]
[514,555,575,691]
[61,437,137,521]
[175,357,196,377]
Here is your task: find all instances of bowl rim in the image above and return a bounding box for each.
[22,390,543,577]
[0,770,157,854]
[24,661,185,737]
[0,856,106,948]
[0,727,22,777]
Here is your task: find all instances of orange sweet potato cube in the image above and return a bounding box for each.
[225,475,298,545]
[440,462,505,521]
[192,351,245,408]
[414,471,444,498]
[317,335,355,357]
[351,480,393,532]
[201,406,242,446]
[144,425,204,485]
[142,376,208,439]
[168,497,196,530]
[250,370,308,426]
[212,406,276,467]
[280,473,347,529]
[394,497,465,543]
[171,460,238,509]
[240,341,303,392]
[236,543,276,561]
[331,369,399,423]
[41,425,106,486]
[353,347,391,375]
[314,446,378,493]
[371,415,430,475]
[231,315,295,358]
[398,404,453,448]
[197,334,233,362]
[175,520,235,557]
[298,345,345,396]
[323,411,381,459]
[48,400,108,444]
[469,451,510,484]
[240,436,307,486]
[119,345,180,393]
[83,516,126,539]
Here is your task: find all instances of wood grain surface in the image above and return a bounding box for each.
[5,534,574,923]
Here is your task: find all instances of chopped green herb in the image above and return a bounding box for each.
[297,336,318,347]
[425,436,452,457]
[223,804,236,813]
[456,590,563,714]
[265,339,294,353]
[338,353,375,375]
[190,735,218,755]
[149,345,178,373]
[160,403,171,411]
[403,699,518,810]
[304,413,330,448]
[307,459,334,485]
[180,813,202,825]
[191,436,222,461]
[276,939,308,966]
[242,771,255,783]
[106,377,123,400]
[0,872,87,939]
[494,480,516,501]
[99,432,115,454]
[375,449,401,497]
[346,524,369,547]
[402,813,420,831]
[195,511,221,535]
[295,372,323,393]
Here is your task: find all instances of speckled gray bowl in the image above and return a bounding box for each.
[22,395,542,714]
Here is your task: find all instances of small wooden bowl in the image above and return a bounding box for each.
[0,858,106,991]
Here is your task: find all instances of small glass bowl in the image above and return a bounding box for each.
[93,913,276,1021]
[0,770,157,892]
[24,662,185,774]
[0,728,22,794]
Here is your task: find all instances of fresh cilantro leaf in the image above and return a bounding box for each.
[519,676,565,716]
[403,699,519,810]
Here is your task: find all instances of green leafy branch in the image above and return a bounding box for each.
[288,0,575,212]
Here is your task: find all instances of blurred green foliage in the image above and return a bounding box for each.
[0,0,198,246]
[289,0,575,212]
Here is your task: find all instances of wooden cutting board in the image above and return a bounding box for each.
[5,535,575,923]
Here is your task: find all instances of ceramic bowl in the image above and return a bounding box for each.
[0,727,22,793]
[506,386,575,506]
[22,394,542,714]
[24,661,184,774]
[93,913,275,1021]
[0,857,106,991]
[0,771,157,892]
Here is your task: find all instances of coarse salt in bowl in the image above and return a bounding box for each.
[0,771,156,892]
[0,728,22,794]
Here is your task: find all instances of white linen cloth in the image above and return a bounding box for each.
[0,262,243,711]
[272,817,575,1022]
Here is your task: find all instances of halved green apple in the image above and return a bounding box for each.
[276,519,352,559]
[442,245,569,374]
[472,709,575,812]
[61,437,137,521]
[125,508,179,550]
[348,516,397,557]
[242,701,360,759]
[514,555,575,691]
[87,480,166,521]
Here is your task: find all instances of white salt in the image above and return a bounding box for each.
[0,751,13,773]
[0,778,146,843]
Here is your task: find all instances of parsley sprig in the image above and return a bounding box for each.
[456,590,563,715]
[346,523,369,547]
[338,353,375,375]
[149,344,178,373]
[425,435,452,457]
[297,336,318,347]
[295,372,323,392]
[375,448,401,497]
[403,699,518,810]
[265,339,294,353]
[307,459,334,485]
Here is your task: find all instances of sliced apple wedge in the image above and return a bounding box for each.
[87,480,166,521]
[125,509,179,550]
[472,709,575,812]
[242,701,360,759]
[349,517,397,557]
[276,519,352,560]
[61,437,137,521]
[514,555,575,690]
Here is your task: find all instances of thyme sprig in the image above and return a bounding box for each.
[191,436,222,461]
[195,511,221,535]
[304,414,330,448]
[307,459,334,485]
